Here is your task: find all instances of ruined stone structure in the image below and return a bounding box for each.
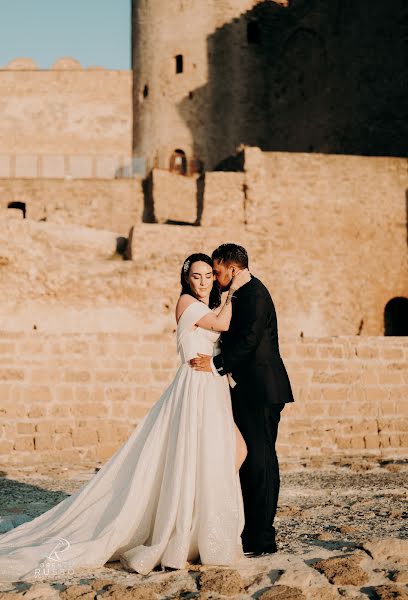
[0,3,407,463]
[132,0,408,171]
[0,60,132,173]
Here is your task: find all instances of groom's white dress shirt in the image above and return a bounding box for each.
[210,358,237,388]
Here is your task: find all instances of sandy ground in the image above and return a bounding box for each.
[0,457,406,599]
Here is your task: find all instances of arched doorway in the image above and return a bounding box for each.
[169,149,187,175]
[384,297,408,335]
[8,201,26,218]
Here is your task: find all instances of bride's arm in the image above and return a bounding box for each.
[196,288,235,332]
[175,290,235,332]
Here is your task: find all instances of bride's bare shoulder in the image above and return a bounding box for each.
[175,294,197,323]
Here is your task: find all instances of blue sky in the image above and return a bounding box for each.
[0,0,131,69]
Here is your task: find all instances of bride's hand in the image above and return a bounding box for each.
[231,268,251,290]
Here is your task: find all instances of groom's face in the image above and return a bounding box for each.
[212,259,234,291]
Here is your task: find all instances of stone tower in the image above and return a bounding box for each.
[131,0,266,172]
[132,0,408,172]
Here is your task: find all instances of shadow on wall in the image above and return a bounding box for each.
[178,0,408,169]
[141,169,205,226]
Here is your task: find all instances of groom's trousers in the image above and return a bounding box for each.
[231,389,285,552]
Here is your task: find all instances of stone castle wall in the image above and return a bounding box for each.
[142,151,407,336]
[0,65,132,160]
[0,179,143,236]
[1,150,406,336]
[0,330,406,464]
[132,0,407,170]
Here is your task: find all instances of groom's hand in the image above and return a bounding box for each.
[190,353,212,372]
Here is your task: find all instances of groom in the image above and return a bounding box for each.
[191,243,294,556]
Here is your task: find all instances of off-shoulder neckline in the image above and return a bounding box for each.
[177,300,211,325]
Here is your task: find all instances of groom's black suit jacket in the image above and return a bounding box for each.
[213,276,294,406]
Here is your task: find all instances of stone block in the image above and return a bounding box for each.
[34,435,55,450]
[379,402,397,416]
[399,433,408,447]
[67,155,93,178]
[0,368,24,381]
[55,386,75,403]
[127,403,150,419]
[152,168,198,224]
[22,385,52,403]
[350,436,365,449]
[0,156,11,177]
[72,428,98,446]
[378,370,403,385]
[13,436,34,451]
[49,406,71,419]
[355,346,380,359]
[364,434,380,450]
[35,421,55,434]
[201,172,245,226]
[95,156,122,178]
[335,436,352,450]
[95,443,119,461]
[30,368,60,384]
[321,386,349,401]
[382,348,404,360]
[76,402,106,417]
[14,155,38,177]
[0,384,12,403]
[64,369,91,383]
[0,440,13,453]
[41,155,65,178]
[55,435,73,450]
[296,345,318,358]
[379,434,391,448]
[319,345,344,358]
[16,422,35,434]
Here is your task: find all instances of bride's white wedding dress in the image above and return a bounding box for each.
[0,301,245,582]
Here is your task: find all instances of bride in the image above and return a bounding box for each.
[0,253,250,582]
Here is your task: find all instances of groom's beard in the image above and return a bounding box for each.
[219,278,233,292]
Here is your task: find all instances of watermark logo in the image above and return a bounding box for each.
[46,536,70,562]
[0,536,76,582]
[0,537,77,582]
[34,537,75,580]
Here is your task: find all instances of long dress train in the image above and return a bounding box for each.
[0,301,245,582]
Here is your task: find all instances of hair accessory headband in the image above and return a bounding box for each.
[183,259,190,274]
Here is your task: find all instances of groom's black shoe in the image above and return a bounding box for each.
[254,541,278,556]
[244,541,278,557]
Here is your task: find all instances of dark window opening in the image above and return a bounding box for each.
[8,201,26,218]
[247,21,260,44]
[143,84,149,98]
[175,54,183,74]
[384,297,408,336]
[169,149,187,175]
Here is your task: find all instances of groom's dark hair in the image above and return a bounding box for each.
[212,243,249,268]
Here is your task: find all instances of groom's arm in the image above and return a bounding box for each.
[212,291,269,376]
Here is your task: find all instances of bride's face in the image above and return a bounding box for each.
[187,261,214,301]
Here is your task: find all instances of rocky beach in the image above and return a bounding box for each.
[0,456,406,599]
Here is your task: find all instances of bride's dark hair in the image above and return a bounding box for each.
[180,253,221,309]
